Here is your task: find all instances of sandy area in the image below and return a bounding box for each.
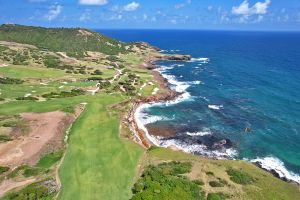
[0,111,70,167]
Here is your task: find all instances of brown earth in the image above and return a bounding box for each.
[0,111,71,167]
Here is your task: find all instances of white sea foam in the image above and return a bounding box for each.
[188,57,210,63]
[186,128,212,136]
[250,157,300,184]
[159,138,237,159]
[135,104,160,146]
[208,105,223,110]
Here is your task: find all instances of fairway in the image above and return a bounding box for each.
[58,95,143,200]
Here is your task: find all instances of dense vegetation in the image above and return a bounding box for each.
[0,24,126,56]
[131,161,205,200]
[226,168,255,185]
[2,180,57,200]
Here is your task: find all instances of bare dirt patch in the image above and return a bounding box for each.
[0,41,37,50]
[0,111,71,167]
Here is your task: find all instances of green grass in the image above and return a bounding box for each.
[147,148,300,200]
[58,95,143,200]
[0,65,65,79]
[37,150,64,169]
[131,162,205,200]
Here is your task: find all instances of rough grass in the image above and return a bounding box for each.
[58,95,143,200]
[146,148,300,200]
[37,150,64,170]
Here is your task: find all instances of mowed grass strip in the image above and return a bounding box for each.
[58,96,143,200]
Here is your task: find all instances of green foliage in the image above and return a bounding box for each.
[206,171,214,176]
[131,162,205,200]
[7,165,28,178]
[43,55,60,68]
[0,134,12,142]
[37,150,63,169]
[0,166,9,174]
[226,168,255,185]
[2,180,56,200]
[0,77,24,84]
[207,193,228,200]
[91,69,102,75]
[42,89,85,99]
[0,45,8,52]
[15,96,39,101]
[0,24,126,56]
[61,106,75,113]
[209,181,224,187]
[12,53,29,65]
[192,180,204,186]
[23,167,41,177]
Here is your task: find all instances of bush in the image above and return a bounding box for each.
[206,171,214,176]
[0,134,12,142]
[193,180,204,186]
[23,168,41,177]
[131,162,205,200]
[15,96,39,101]
[0,166,9,174]
[209,181,224,187]
[91,69,102,75]
[0,77,24,84]
[2,180,56,200]
[226,168,254,185]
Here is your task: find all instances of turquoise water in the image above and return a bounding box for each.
[100,30,300,182]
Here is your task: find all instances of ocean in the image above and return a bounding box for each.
[99,30,300,183]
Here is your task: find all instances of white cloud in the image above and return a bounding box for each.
[79,10,91,22]
[175,0,192,9]
[45,3,62,21]
[79,0,108,6]
[207,6,213,11]
[232,0,271,16]
[171,19,177,24]
[124,2,140,11]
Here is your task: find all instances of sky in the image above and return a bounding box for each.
[0,0,300,31]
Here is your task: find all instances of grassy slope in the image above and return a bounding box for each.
[58,96,143,200]
[147,148,300,200]
[0,24,126,55]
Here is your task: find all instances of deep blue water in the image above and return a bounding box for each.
[98,30,300,182]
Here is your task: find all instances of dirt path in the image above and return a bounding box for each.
[0,179,36,197]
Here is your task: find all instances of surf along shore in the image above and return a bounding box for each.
[128,48,191,148]
[127,45,300,186]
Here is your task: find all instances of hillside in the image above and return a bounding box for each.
[0,25,299,200]
[0,24,126,57]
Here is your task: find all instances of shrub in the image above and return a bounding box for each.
[23,168,41,177]
[0,77,24,84]
[0,166,9,174]
[0,134,12,142]
[226,168,254,185]
[91,69,102,75]
[206,171,214,176]
[15,96,39,101]
[193,180,204,186]
[131,162,204,200]
[209,181,224,187]
[2,180,56,200]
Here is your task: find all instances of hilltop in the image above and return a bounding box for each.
[0,24,126,57]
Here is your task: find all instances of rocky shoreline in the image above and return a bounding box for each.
[127,46,300,186]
